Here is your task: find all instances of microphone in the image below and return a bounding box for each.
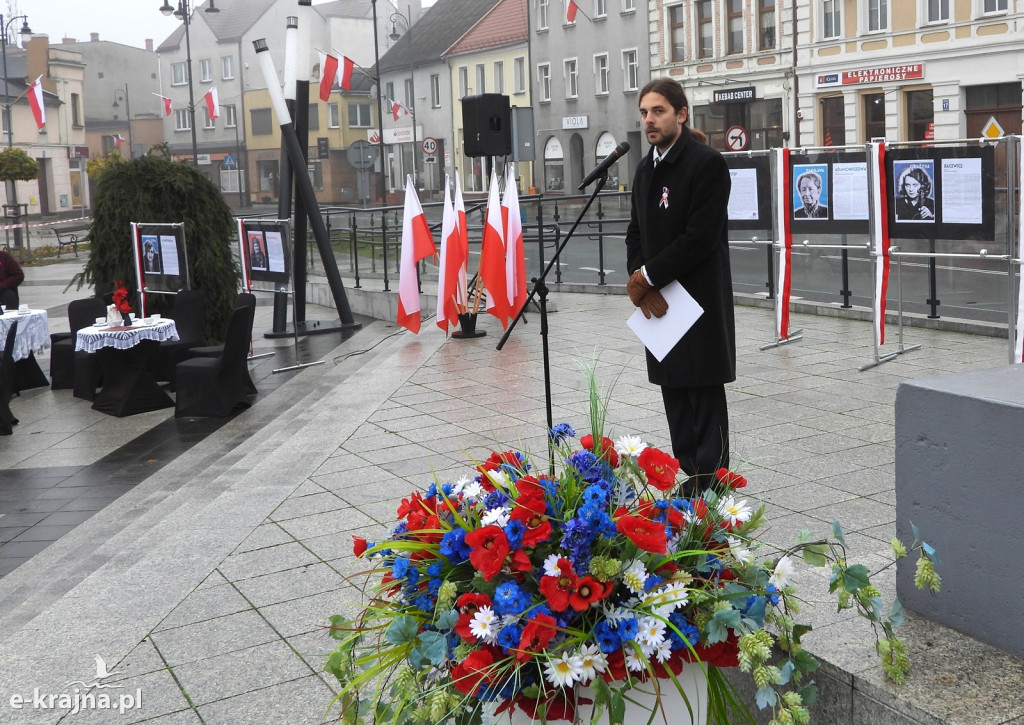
[577,142,630,190]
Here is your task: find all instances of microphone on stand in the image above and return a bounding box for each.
[577,141,630,190]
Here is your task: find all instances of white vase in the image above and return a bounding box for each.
[504,664,709,725]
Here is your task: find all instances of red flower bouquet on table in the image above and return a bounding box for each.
[111,280,132,325]
[327,389,940,725]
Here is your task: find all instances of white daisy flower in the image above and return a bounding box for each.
[577,644,607,683]
[644,581,689,616]
[484,468,512,490]
[480,506,510,528]
[717,496,752,527]
[769,555,796,590]
[469,605,498,643]
[614,434,647,458]
[544,652,584,687]
[726,535,754,565]
[543,553,565,577]
[460,479,484,501]
[625,648,647,672]
[653,638,673,663]
[622,560,648,595]
[635,615,667,649]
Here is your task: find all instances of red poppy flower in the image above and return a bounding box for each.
[683,633,740,668]
[515,475,546,499]
[455,593,492,641]
[351,536,368,557]
[715,468,747,489]
[581,434,620,468]
[568,575,613,611]
[637,447,680,492]
[516,612,557,662]
[538,558,577,611]
[510,493,552,547]
[509,548,533,573]
[512,690,580,723]
[451,648,498,695]
[601,649,629,682]
[465,525,510,581]
[616,514,668,554]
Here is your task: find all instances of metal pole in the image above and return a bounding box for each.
[1,14,26,250]
[124,84,134,159]
[182,1,199,165]
[371,0,387,208]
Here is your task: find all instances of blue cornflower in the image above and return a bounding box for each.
[496,622,523,651]
[393,522,408,536]
[617,617,639,642]
[440,482,455,497]
[549,422,576,446]
[594,620,621,653]
[493,581,530,616]
[668,613,700,648]
[427,562,443,577]
[391,557,410,579]
[765,585,781,607]
[413,593,435,612]
[425,483,438,499]
[567,451,603,483]
[582,484,609,507]
[439,528,470,563]
[428,578,443,596]
[484,490,510,510]
[504,519,526,550]
[644,573,664,591]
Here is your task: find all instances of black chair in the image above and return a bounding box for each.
[174,305,255,418]
[50,297,106,391]
[151,289,206,389]
[1,322,19,435]
[184,293,257,394]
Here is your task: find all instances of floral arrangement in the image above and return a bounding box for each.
[112,281,132,315]
[327,384,939,725]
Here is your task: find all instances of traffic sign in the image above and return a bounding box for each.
[347,139,377,169]
[726,126,748,151]
[422,136,438,155]
[222,154,236,169]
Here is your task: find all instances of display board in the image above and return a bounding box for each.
[788,151,870,235]
[725,154,773,231]
[885,145,995,242]
[239,218,291,290]
[133,222,190,294]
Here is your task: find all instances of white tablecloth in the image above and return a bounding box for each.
[76,319,179,353]
[0,310,50,361]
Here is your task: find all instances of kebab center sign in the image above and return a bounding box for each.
[815,64,924,88]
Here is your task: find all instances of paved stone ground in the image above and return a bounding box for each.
[0,254,1022,724]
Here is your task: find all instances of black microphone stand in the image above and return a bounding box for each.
[497,172,610,474]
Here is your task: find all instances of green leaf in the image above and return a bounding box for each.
[754,686,777,709]
[705,618,729,644]
[609,689,626,725]
[791,649,819,673]
[791,624,813,645]
[796,529,815,543]
[866,595,883,621]
[921,540,941,565]
[385,615,419,646]
[324,649,347,682]
[713,608,742,629]
[327,614,349,641]
[802,544,829,567]
[832,521,848,548]
[416,631,448,666]
[436,609,459,630]
[843,564,871,593]
[797,682,819,705]
[777,659,795,686]
[888,598,905,628]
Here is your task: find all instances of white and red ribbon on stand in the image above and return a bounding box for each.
[775,147,793,340]
[1015,155,1024,362]
[868,142,891,348]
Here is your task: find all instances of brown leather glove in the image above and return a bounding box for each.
[627,269,651,305]
[642,288,668,318]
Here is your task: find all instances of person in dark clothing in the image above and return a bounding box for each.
[624,78,736,494]
[894,166,935,221]
[0,249,24,309]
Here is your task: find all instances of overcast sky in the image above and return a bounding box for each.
[16,0,434,50]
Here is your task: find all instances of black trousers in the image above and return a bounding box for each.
[661,383,729,493]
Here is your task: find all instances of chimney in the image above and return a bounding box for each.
[90,32,100,42]
[62,37,77,44]
[146,39,154,52]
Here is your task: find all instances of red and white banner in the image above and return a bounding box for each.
[27,76,45,129]
[203,87,219,120]
[1016,166,1024,362]
[156,94,173,117]
[565,0,580,23]
[454,170,469,311]
[317,51,355,101]
[502,167,527,317]
[391,100,411,120]
[869,142,891,347]
[113,134,126,149]
[396,175,437,333]
[775,147,793,340]
[480,167,509,327]
[436,174,467,335]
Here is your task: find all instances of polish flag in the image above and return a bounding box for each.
[204,87,219,120]
[335,52,354,91]
[502,167,527,316]
[869,141,891,347]
[479,167,510,327]
[396,175,437,333]
[113,134,126,149]
[391,100,411,120]
[453,171,469,311]
[565,0,580,23]
[157,95,173,117]
[27,76,45,129]
[436,175,467,334]
[775,147,793,340]
[319,51,339,101]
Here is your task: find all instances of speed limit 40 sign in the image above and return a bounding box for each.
[422,137,438,155]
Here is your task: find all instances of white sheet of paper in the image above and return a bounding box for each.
[626,280,704,362]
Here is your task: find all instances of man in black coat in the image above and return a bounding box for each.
[624,78,736,493]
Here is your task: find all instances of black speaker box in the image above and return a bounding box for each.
[462,94,512,158]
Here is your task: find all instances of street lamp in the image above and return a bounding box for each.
[370,0,388,208]
[111,84,134,159]
[388,8,417,188]
[159,0,219,165]
[0,13,32,250]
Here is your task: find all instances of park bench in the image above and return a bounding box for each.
[53,229,80,258]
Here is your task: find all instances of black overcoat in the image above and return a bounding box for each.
[624,127,736,388]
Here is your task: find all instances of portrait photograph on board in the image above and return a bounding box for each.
[239,219,291,288]
[793,165,830,219]
[893,161,936,223]
[248,232,269,271]
[134,224,190,294]
[141,236,163,274]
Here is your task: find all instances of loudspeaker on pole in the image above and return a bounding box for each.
[462,94,512,158]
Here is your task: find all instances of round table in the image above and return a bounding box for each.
[0,309,52,392]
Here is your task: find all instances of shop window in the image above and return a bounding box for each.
[864,93,886,142]
[906,90,933,142]
[820,96,846,146]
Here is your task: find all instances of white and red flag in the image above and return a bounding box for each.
[565,0,580,23]
[203,87,219,120]
[502,167,527,317]
[454,170,469,311]
[436,175,467,334]
[1016,184,1024,362]
[113,134,126,149]
[775,147,793,340]
[27,76,45,129]
[317,50,355,101]
[391,100,411,120]
[397,175,437,333]
[479,167,510,327]
[156,94,173,117]
[868,142,891,347]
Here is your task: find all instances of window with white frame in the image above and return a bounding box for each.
[867,0,888,30]
[200,58,213,83]
[668,5,685,62]
[538,0,549,29]
[927,0,950,21]
[983,0,1008,11]
[564,58,578,99]
[622,0,635,9]
[537,63,551,102]
[348,102,372,127]
[223,104,237,128]
[514,57,526,93]
[822,0,841,38]
[171,62,188,86]
[203,106,215,128]
[494,60,505,94]
[404,78,413,105]
[458,66,469,97]
[622,49,638,91]
[221,56,234,79]
[594,53,609,95]
[476,64,486,94]
[327,102,340,128]
[175,108,191,131]
[385,82,395,102]
[595,0,607,17]
[431,74,441,107]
